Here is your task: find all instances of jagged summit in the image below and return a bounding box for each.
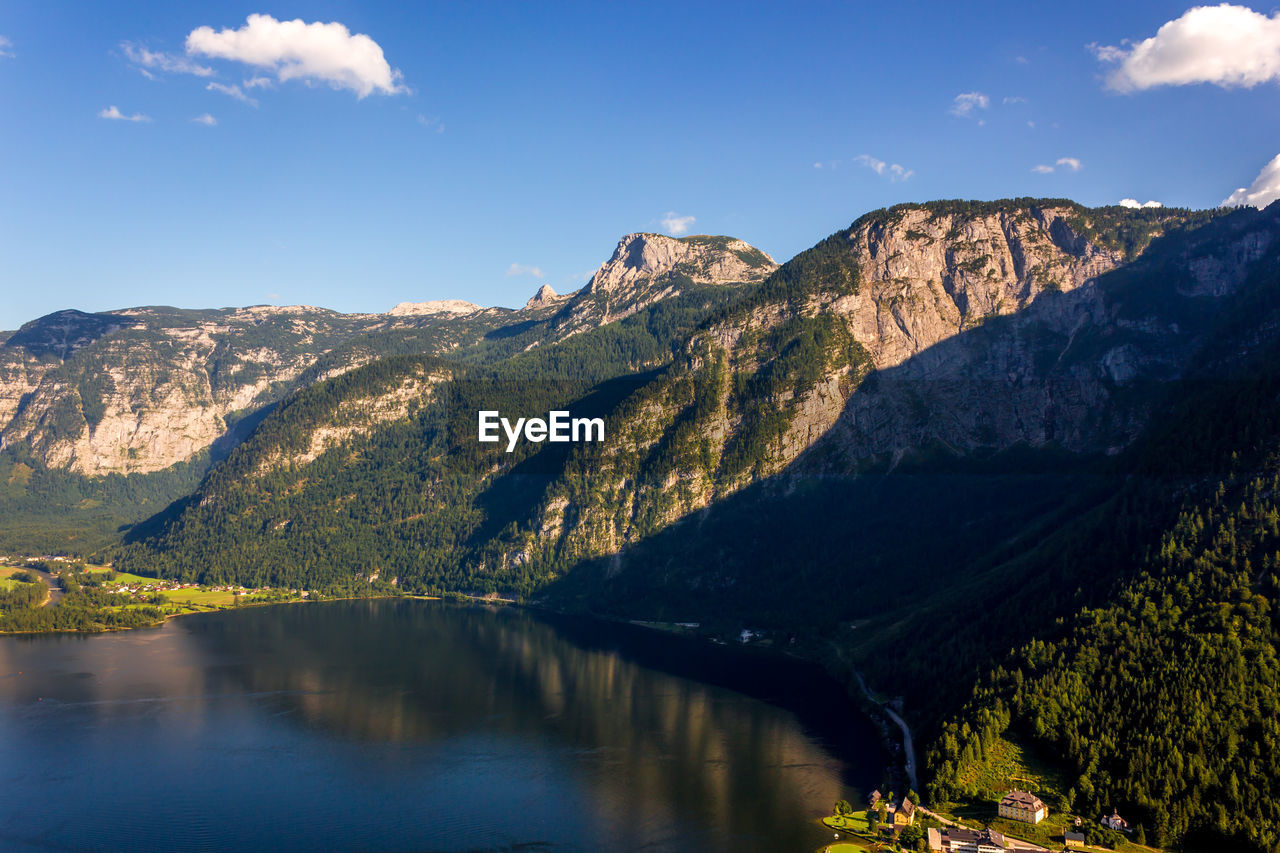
[586,233,776,294]
[524,284,563,310]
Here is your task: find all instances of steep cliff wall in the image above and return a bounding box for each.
[520,202,1272,569]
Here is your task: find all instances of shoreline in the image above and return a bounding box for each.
[0,590,453,636]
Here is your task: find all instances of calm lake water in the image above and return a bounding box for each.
[0,600,885,852]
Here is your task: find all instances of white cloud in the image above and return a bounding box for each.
[0,36,13,58]
[1119,198,1164,208]
[1223,153,1280,207]
[417,114,444,133]
[186,14,408,98]
[206,82,259,106]
[505,263,544,277]
[1095,5,1280,92]
[661,212,696,235]
[99,105,151,122]
[1003,95,1027,104]
[122,42,214,77]
[854,154,913,181]
[191,113,217,126]
[243,76,273,89]
[854,154,886,174]
[1032,157,1083,174]
[950,91,989,117]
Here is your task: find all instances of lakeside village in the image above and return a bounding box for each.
[0,554,311,619]
[823,788,1147,853]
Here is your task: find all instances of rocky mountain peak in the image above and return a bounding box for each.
[587,233,776,294]
[524,284,561,309]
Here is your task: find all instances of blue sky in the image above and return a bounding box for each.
[2,1,1279,329]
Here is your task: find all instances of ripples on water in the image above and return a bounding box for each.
[0,600,885,852]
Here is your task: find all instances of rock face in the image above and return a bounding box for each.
[387,299,482,316]
[0,232,776,477]
[587,233,776,293]
[514,201,1279,568]
[0,300,522,476]
[552,233,777,335]
[524,284,563,310]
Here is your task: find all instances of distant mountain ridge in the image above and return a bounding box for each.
[0,232,772,477]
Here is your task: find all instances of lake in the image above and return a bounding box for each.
[0,599,886,852]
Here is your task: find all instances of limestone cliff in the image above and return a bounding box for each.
[517,201,1276,568]
[0,231,775,477]
[549,233,777,335]
[0,302,503,476]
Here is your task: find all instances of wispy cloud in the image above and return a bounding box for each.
[122,42,214,77]
[243,76,273,89]
[950,91,989,118]
[1093,5,1280,92]
[186,14,409,98]
[191,113,217,126]
[1119,198,1163,208]
[206,82,258,107]
[1002,95,1027,105]
[99,105,151,122]
[1223,153,1280,208]
[505,263,544,277]
[1031,157,1083,174]
[0,36,13,58]
[417,114,444,133]
[661,212,696,235]
[853,154,913,181]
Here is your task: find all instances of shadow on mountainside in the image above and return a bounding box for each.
[537,203,1280,726]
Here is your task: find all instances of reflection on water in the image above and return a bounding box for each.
[0,600,884,852]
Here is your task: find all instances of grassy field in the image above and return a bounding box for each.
[814,817,879,852]
[159,588,240,607]
[951,734,1067,802]
[0,577,37,591]
[823,813,873,834]
[84,568,164,585]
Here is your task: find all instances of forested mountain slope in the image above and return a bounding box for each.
[1,233,771,553]
[93,199,1280,851]
[921,247,1280,852]
[118,199,1274,597]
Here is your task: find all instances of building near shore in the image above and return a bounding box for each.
[997,790,1046,824]
[932,827,1007,852]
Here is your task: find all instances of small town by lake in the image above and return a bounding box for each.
[0,598,886,852]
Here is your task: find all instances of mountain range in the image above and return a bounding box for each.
[5,199,1279,851]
